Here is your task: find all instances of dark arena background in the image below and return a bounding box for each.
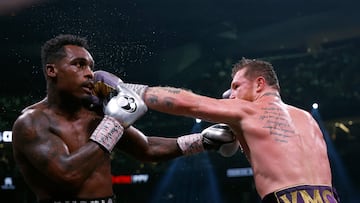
[1,0,360,202]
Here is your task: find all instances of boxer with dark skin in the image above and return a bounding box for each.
[11,35,181,202]
[11,34,238,203]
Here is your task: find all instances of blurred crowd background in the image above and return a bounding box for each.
[0,0,359,202]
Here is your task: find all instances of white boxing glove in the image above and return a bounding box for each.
[90,71,147,152]
[104,84,148,128]
[202,124,239,157]
[93,70,123,99]
[222,89,231,99]
[117,83,148,99]
[177,124,239,157]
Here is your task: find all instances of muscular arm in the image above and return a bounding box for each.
[116,126,183,162]
[143,86,244,124]
[12,110,107,191]
[94,71,244,125]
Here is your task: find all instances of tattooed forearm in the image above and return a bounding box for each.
[162,87,182,94]
[145,86,190,110]
[163,97,175,108]
[146,94,159,104]
[145,94,175,109]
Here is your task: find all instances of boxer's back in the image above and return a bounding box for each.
[238,97,332,198]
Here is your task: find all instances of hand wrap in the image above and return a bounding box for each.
[90,115,124,153]
[177,134,205,156]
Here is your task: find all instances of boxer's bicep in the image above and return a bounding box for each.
[12,113,70,177]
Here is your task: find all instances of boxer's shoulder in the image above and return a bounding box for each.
[21,97,49,113]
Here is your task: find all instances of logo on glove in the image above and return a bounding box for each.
[120,96,137,113]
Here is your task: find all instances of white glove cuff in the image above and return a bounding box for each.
[177,133,205,156]
[90,115,124,153]
[120,83,148,99]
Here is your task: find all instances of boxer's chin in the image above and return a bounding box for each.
[82,95,101,108]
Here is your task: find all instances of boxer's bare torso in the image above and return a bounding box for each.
[13,100,113,200]
[231,94,332,198]
[143,66,333,199]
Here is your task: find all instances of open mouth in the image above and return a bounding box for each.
[83,82,95,94]
[83,86,93,94]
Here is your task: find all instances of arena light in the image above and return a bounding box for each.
[312,103,319,109]
[335,122,350,133]
[112,174,149,184]
[226,167,253,178]
[191,119,203,133]
[1,177,15,190]
[0,131,12,143]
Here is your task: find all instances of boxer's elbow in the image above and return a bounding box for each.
[46,161,90,190]
[48,172,85,191]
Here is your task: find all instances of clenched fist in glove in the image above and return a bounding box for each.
[89,71,147,153]
[92,70,148,127]
[93,70,148,103]
[177,124,239,157]
[93,70,123,102]
[104,84,148,128]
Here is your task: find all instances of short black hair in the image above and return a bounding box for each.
[41,34,89,71]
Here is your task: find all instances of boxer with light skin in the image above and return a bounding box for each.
[110,58,340,202]
[11,34,238,203]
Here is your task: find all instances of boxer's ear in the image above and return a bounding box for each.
[46,64,56,77]
[255,76,265,92]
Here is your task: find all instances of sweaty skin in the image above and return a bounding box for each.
[12,45,182,201]
[142,68,332,198]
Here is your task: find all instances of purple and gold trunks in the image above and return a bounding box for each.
[262,185,340,203]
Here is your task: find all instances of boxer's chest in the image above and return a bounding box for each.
[50,112,102,151]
